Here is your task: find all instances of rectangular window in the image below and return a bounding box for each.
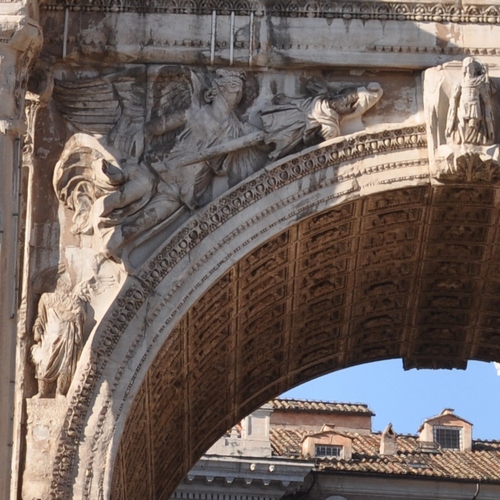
[315,445,343,458]
[434,426,461,450]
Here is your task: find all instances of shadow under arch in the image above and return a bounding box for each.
[49,122,500,499]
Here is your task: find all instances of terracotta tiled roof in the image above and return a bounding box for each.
[270,428,307,457]
[269,398,374,415]
[269,428,500,482]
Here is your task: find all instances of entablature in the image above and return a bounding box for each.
[37,1,500,68]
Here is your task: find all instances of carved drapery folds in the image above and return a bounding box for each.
[52,66,383,269]
[52,133,171,262]
[31,273,87,398]
[424,57,500,183]
[262,82,383,161]
[30,269,113,397]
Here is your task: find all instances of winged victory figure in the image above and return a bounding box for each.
[52,67,383,267]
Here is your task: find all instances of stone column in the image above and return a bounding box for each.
[0,3,41,499]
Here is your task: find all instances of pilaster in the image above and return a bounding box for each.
[0,3,41,499]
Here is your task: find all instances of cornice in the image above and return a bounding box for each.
[39,1,500,24]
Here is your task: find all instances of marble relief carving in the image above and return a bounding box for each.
[30,269,113,398]
[52,133,173,262]
[261,82,383,161]
[445,57,495,146]
[424,57,500,182]
[53,66,383,266]
[31,274,87,398]
[147,69,266,209]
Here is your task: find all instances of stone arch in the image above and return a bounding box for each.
[49,123,500,499]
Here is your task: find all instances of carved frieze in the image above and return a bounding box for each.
[38,0,500,25]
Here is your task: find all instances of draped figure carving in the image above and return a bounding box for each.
[53,66,383,265]
[30,269,114,398]
[445,57,495,146]
[147,68,267,208]
[261,82,383,160]
[31,275,86,398]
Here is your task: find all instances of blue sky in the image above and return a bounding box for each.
[280,360,500,441]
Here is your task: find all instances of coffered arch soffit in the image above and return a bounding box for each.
[47,123,500,498]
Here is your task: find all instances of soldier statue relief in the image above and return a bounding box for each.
[445,57,495,146]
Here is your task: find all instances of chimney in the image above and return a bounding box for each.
[240,404,273,457]
[380,424,397,456]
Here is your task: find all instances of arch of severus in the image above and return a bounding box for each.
[2,0,500,498]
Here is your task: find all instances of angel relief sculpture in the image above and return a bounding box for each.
[146,68,268,208]
[54,67,267,263]
[53,67,383,266]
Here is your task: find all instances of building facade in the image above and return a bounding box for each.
[175,400,500,500]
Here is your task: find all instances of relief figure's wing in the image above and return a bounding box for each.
[108,67,147,157]
[54,75,121,136]
[145,65,197,160]
[54,67,147,157]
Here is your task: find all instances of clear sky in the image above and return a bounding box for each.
[280,360,500,441]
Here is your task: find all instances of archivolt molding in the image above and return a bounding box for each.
[39,0,500,24]
[49,124,428,499]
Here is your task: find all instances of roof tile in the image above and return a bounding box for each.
[270,428,500,482]
[269,398,374,415]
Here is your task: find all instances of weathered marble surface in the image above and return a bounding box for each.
[8,2,500,500]
[0,2,41,499]
[39,2,500,68]
[49,67,383,270]
[424,58,500,182]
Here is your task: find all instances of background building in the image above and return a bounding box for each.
[175,399,500,500]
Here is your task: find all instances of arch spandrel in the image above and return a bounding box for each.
[10,2,500,498]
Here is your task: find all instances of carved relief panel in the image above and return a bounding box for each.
[26,63,403,400]
[424,58,500,182]
[48,65,390,274]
